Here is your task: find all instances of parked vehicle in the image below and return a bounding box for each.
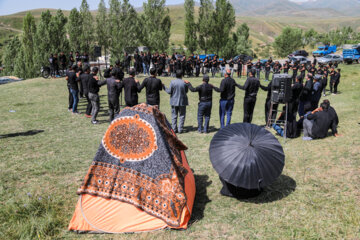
[312,45,337,57]
[289,56,311,67]
[287,50,309,58]
[342,44,360,64]
[317,54,343,65]
[233,54,253,62]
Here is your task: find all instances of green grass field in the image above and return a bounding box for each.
[1,64,360,239]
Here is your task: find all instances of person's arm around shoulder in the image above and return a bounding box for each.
[211,84,221,92]
[164,80,172,94]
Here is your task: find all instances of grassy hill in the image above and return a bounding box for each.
[1,5,360,58]
[0,64,359,239]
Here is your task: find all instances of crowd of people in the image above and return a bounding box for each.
[64,51,340,140]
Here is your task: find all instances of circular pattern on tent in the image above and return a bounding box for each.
[103,114,157,163]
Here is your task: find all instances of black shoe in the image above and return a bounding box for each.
[92,120,99,124]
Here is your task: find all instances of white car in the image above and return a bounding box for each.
[317,54,343,64]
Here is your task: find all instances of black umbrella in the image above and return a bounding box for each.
[209,123,285,190]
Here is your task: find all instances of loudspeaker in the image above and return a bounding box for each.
[271,74,292,103]
[94,46,102,57]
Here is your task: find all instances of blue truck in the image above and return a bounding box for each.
[342,44,360,64]
[312,45,337,57]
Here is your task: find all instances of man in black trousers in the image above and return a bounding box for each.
[237,70,260,123]
[122,68,141,107]
[106,68,122,122]
[79,66,93,118]
[259,79,277,125]
[138,68,163,107]
[185,75,220,133]
[88,67,107,124]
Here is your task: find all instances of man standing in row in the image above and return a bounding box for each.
[88,67,107,124]
[106,68,122,122]
[79,66,93,118]
[122,69,141,107]
[237,70,260,123]
[219,69,237,128]
[164,70,189,134]
[138,68,163,107]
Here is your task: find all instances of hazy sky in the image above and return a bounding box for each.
[0,0,310,16]
[0,0,185,16]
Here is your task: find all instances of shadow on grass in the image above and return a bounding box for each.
[189,174,212,225]
[0,130,44,139]
[238,175,296,204]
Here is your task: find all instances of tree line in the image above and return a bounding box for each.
[1,0,172,78]
[273,26,360,58]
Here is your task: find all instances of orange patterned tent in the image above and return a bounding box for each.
[68,104,195,233]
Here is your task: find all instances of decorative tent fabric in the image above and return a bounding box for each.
[68,104,196,233]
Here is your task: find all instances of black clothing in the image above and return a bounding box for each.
[107,77,122,121]
[260,81,278,124]
[88,77,106,94]
[138,77,163,106]
[328,106,339,126]
[80,73,94,115]
[237,77,260,98]
[188,82,220,102]
[219,77,237,100]
[307,110,337,138]
[121,77,141,107]
[59,54,67,69]
[66,71,78,90]
[238,77,260,123]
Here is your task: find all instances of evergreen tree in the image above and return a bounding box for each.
[303,28,317,48]
[22,12,37,78]
[210,0,235,54]
[14,46,26,78]
[120,0,141,51]
[34,10,53,70]
[79,0,94,54]
[141,0,171,52]
[109,0,122,61]
[184,0,197,53]
[50,10,69,54]
[2,36,22,75]
[68,8,83,52]
[96,0,109,57]
[235,23,252,56]
[273,27,303,58]
[198,0,214,53]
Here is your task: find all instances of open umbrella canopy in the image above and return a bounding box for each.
[209,123,285,190]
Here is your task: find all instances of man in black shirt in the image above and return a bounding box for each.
[186,75,220,133]
[121,68,141,107]
[283,60,290,74]
[106,68,122,121]
[255,59,261,79]
[88,67,107,124]
[219,69,237,128]
[322,99,339,126]
[53,54,59,76]
[246,60,253,77]
[66,65,80,114]
[59,52,67,72]
[68,51,75,67]
[138,68,163,107]
[264,61,271,81]
[237,70,260,123]
[260,79,277,125]
[79,66,93,117]
[237,59,243,78]
[332,68,341,95]
[298,74,313,117]
[75,61,84,98]
[291,61,299,83]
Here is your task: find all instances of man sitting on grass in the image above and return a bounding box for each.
[302,102,339,140]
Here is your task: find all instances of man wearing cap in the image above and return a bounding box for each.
[185,75,220,133]
[164,70,189,134]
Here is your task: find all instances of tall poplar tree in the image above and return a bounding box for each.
[68,8,83,52]
[34,10,53,70]
[184,0,197,53]
[109,0,122,60]
[22,12,37,77]
[141,0,171,52]
[2,36,21,75]
[198,0,214,53]
[96,0,109,57]
[50,10,69,54]
[79,0,94,54]
[210,0,235,54]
